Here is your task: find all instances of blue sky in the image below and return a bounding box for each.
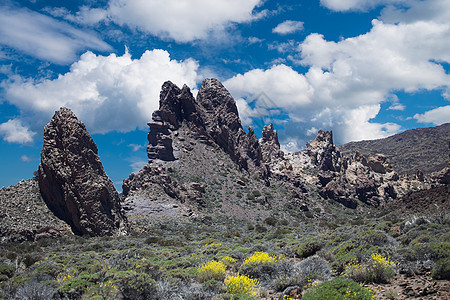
[1,0,449,190]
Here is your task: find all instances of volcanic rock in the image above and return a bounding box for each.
[367,153,392,174]
[0,178,72,242]
[260,123,283,163]
[38,107,127,236]
[305,130,341,172]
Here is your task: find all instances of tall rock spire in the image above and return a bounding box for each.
[38,107,127,236]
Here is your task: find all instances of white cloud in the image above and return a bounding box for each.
[320,0,404,12]
[272,20,304,35]
[414,105,450,125]
[387,103,405,111]
[0,119,36,144]
[381,0,450,24]
[21,155,37,162]
[105,0,263,42]
[2,49,199,136]
[129,160,147,174]
[225,8,450,147]
[0,6,111,64]
[128,144,144,152]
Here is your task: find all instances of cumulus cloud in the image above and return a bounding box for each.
[2,49,199,137]
[414,105,450,125]
[0,6,111,64]
[272,20,304,35]
[320,0,404,12]
[225,3,450,149]
[104,0,264,42]
[0,119,36,144]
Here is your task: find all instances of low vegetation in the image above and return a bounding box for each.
[0,207,448,299]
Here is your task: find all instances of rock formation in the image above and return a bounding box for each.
[304,130,341,172]
[144,79,268,175]
[38,107,127,236]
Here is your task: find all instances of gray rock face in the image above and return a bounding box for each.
[261,123,282,163]
[38,107,127,236]
[145,79,268,176]
[305,130,341,172]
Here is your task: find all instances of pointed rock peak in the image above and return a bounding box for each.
[196,78,242,132]
[262,123,280,148]
[38,107,127,236]
[158,81,197,129]
[310,130,334,147]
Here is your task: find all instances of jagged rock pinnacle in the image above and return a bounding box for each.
[38,107,127,236]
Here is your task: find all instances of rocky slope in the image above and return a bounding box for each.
[38,107,127,237]
[123,79,449,230]
[0,178,72,242]
[339,123,450,175]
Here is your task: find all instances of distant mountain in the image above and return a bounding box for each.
[339,123,450,175]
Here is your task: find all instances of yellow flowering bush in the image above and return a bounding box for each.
[243,252,277,265]
[220,256,237,267]
[224,274,259,295]
[197,260,226,282]
[344,253,395,283]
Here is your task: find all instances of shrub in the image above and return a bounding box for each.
[296,241,321,259]
[302,277,374,300]
[240,252,279,280]
[198,260,226,282]
[0,264,14,279]
[344,253,395,283]
[293,255,332,282]
[221,256,237,268]
[264,217,277,226]
[13,280,57,300]
[255,225,267,233]
[432,257,450,280]
[243,252,277,265]
[224,275,258,295]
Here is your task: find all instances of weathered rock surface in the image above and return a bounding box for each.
[0,178,72,242]
[260,123,283,163]
[305,130,341,172]
[38,107,127,236]
[145,79,269,175]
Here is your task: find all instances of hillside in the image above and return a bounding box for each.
[339,123,450,175]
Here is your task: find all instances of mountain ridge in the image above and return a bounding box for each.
[339,123,450,175]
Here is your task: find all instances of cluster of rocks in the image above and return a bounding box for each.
[144,79,272,177]
[269,127,448,209]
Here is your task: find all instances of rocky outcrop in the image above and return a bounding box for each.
[305,130,341,172]
[367,154,392,174]
[144,79,268,175]
[38,107,127,236]
[260,123,283,163]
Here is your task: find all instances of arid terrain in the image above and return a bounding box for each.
[0,79,448,299]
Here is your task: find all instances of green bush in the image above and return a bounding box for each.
[344,253,395,284]
[264,217,277,226]
[302,277,374,300]
[432,257,450,280]
[0,264,14,278]
[296,241,321,259]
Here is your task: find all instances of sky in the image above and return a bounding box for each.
[0,0,449,190]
